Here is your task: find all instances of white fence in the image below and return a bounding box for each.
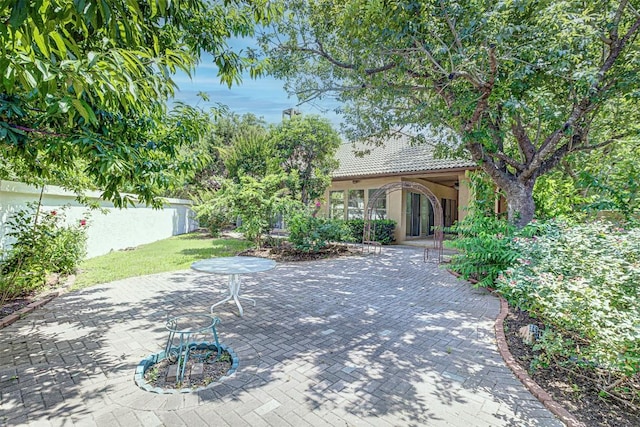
[0,180,197,259]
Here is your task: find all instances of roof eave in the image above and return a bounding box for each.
[331,165,478,181]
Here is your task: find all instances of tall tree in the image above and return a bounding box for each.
[269,115,340,204]
[224,126,276,181]
[263,0,640,226]
[1,0,278,207]
[172,112,269,197]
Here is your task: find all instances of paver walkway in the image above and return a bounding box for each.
[0,246,563,426]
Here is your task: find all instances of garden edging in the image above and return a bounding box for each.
[447,269,584,427]
[0,275,75,329]
[0,293,57,328]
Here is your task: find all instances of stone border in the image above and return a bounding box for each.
[495,297,585,427]
[135,343,239,394]
[447,269,584,427]
[0,292,59,329]
[0,275,75,329]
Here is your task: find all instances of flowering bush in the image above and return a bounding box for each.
[496,221,640,379]
[1,203,88,301]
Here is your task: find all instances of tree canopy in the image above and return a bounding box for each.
[263,0,640,226]
[1,0,279,207]
[269,115,340,204]
[223,126,276,181]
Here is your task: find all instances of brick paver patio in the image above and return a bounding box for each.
[0,246,563,426]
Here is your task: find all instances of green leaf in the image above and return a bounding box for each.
[71,98,91,123]
[9,0,29,27]
[32,26,49,57]
[49,31,68,58]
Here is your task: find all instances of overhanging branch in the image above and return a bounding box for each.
[536,133,628,177]
[297,41,397,75]
[463,45,497,132]
[527,14,640,179]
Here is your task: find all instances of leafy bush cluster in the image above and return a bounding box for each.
[496,221,640,381]
[286,215,396,252]
[191,191,230,237]
[1,204,88,302]
[447,214,545,288]
[211,173,299,247]
[344,219,397,245]
[286,211,352,252]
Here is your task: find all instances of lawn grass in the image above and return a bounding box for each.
[73,232,252,290]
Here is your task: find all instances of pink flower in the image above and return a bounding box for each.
[315,201,321,207]
[79,219,87,226]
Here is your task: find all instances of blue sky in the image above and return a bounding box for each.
[170,53,342,127]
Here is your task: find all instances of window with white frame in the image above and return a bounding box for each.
[347,189,365,219]
[368,189,387,219]
[329,191,345,219]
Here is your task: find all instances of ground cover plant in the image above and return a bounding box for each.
[496,221,640,420]
[497,222,640,378]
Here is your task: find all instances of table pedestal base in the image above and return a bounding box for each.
[210,274,256,317]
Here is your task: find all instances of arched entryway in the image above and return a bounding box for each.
[364,182,444,262]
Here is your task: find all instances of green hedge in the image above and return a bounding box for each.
[343,219,396,245]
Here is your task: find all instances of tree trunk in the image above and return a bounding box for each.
[502,179,536,228]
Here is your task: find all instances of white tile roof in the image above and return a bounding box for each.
[332,134,476,178]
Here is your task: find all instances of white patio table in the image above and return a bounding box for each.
[191,256,276,317]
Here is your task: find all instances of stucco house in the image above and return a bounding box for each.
[323,134,477,244]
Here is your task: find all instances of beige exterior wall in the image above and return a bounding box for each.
[457,172,472,222]
[325,171,473,243]
[323,176,400,239]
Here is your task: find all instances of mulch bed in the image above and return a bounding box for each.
[504,307,640,426]
[238,242,362,262]
[0,297,31,318]
[144,349,232,390]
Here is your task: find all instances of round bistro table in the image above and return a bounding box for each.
[191,256,276,317]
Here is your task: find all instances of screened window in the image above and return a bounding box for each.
[368,189,387,219]
[347,190,365,219]
[329,191,345,219]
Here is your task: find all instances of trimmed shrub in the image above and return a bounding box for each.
[287,211,351,252]
[344,219,396,245]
